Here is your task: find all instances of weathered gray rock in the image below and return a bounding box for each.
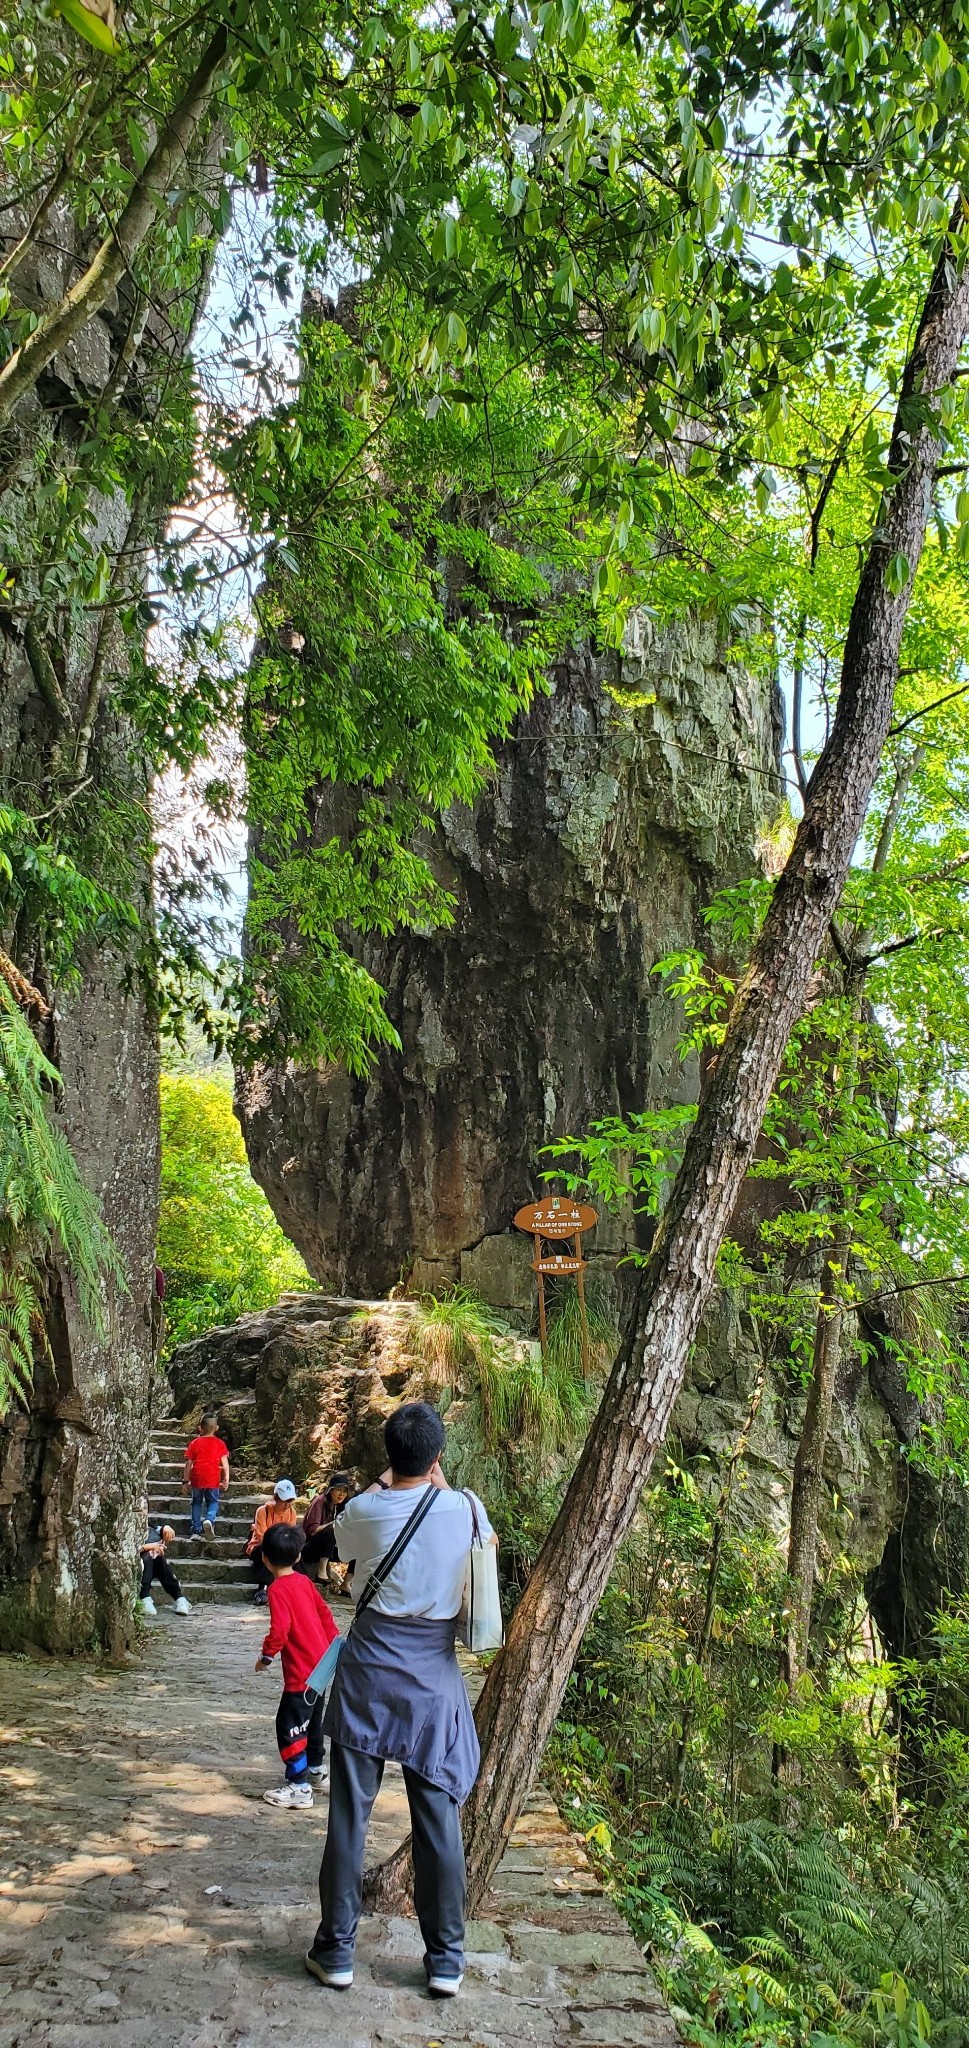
[166,1282,912,1602]
[238,611,784,1296]
[169,1293,480,1488]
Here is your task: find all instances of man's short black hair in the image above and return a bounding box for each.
[262,1523,304,1568]
[384,1401,445,1478]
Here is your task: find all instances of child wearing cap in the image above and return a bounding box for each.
[247,1479,300,1606]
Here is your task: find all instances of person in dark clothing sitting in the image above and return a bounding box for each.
[299,1473,352,1588]
[139,1525,191,1616]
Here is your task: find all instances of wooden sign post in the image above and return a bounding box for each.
[513,1197,598,1376]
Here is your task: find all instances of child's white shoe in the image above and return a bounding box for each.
[308,1764,329,1784]
[262,1782,313,1809]
[138,1596,157,1616]
[174,1596,192,1614]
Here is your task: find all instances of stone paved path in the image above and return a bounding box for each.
[0,1602,680,2048]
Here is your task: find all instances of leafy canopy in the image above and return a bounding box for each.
[158,1070,309,1351]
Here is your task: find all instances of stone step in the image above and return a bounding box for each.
[147,1486,288,1508]
[166,1533,246,1558]
[149,1512,255,1539]
[147,1462,255,1481]
[170,1556,254,1582]
[174,1580,255,1606]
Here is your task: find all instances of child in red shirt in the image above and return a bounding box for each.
[182,1411,230,1539]
[255,1522,339,1809]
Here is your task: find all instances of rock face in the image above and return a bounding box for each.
[0,190,205,1652]
[166,1287,932,1631]
[0,959,161,1655]
[238,612,784,1297]
[168,1294,452,1487]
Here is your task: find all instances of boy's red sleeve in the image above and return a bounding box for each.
[262,1582,291,1661]
[312,1585,339,1645]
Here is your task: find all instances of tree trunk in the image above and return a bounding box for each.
[781,1234,851,1695]
[363,196,969,1917]
[0,45,224,1651]
[673,1355,769,1797]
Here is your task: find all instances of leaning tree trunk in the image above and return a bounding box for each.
[362,195,969,1916]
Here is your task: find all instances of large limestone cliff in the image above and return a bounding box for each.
[229,607,958,1656]
[238,611,784,1297]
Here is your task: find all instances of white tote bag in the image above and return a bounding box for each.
[459,1491,504,1653]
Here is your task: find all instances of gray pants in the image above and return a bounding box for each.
[313,1741,466,1978]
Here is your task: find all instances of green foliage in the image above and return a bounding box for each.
[416,1286,609,1462]
[0,982,122,1411]
[407,1284,614,1569]
[157,1072,309,1351]
[230,312,603,1063]
[548,1468,969,2048]
[8,0,969,1075]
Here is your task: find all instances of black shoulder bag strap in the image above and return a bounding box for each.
[354,1483,438,1619]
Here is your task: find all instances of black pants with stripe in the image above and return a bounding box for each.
[139,1553,182,1601]
[276,1688,326,1780]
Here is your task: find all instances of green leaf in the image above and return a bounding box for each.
[885,550,911,596]
[56,0,120,54]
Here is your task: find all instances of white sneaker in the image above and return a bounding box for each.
[201,1518,215,1539]
[427,1973,464,1996]
[262,1782,313,1809]
[308,1764,329,1783]
[174,1596,192,1614]
[304,1952,353,1988]
[138,1596,157,1616]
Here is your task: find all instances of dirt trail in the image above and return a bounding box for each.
[0,1600,679,2047]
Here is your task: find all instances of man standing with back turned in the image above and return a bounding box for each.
[304,1401,495,2000]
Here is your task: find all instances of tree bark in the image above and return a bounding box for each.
[365,195,969,1917]
[0,29,228,433]
[781,1232,851,1695]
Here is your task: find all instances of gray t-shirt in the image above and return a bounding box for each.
[336,1486,494,1620]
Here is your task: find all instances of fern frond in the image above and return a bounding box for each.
[0,981,124,1413]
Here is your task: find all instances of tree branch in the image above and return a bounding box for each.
[0,28,229,431]
[888,680,969,736]
[0,72,103,292]
[23,619,70,726]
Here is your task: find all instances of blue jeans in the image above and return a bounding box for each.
[191,1487,220,1534]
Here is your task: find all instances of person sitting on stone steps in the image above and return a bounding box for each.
[255,1522,339,1809]
[138,1524,191,1616]
[304,1401,496,2001]
[299,1471,352,1591]
[247,1478,299,1605]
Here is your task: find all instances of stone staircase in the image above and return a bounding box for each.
[146,1418,283,1605]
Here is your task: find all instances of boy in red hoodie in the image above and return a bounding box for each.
[255,1522,339,1810]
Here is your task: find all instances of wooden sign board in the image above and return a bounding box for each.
[514,1199,597,1239]
[514,1196,598,1373]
